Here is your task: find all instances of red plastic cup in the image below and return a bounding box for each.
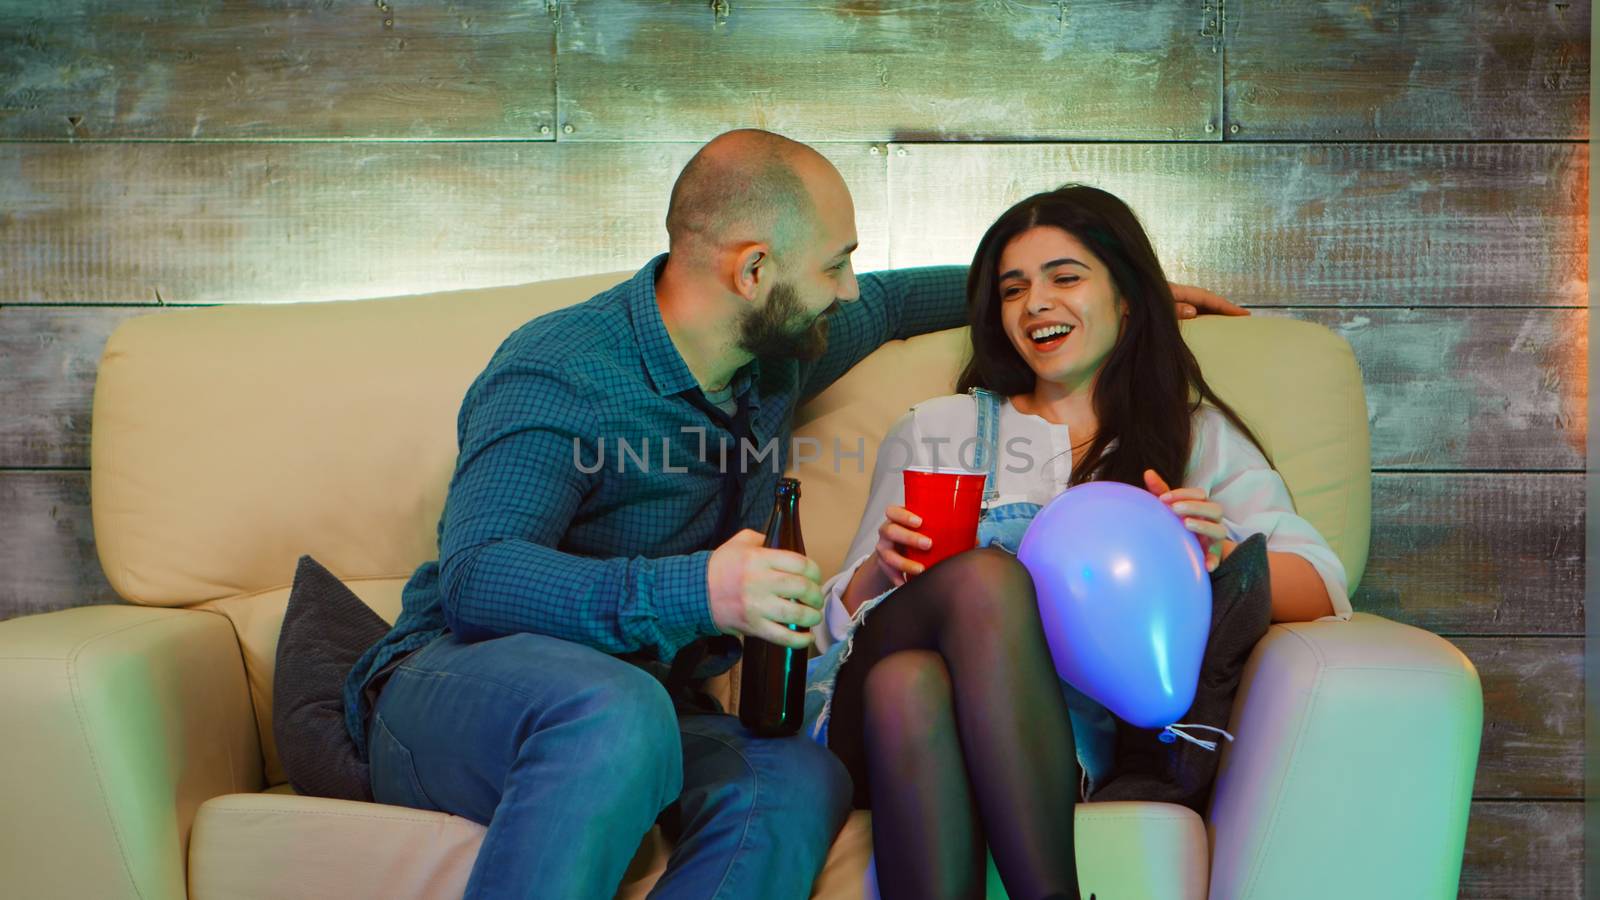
[901,467,987,572]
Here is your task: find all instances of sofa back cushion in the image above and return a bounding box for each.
[92,275,1368,617]
[91,272,633,607]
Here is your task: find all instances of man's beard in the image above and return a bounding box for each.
[737,279,831,362]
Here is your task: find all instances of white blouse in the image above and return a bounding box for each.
[815,394,1354,651]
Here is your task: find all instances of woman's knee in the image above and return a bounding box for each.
[941,548,1040,634]
[954,546,1035,591]
[862,650,954,740]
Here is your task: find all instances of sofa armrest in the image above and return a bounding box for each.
[1207,613,1481,900]
[0,605,263,900]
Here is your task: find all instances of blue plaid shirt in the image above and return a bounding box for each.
[343,255,967,756]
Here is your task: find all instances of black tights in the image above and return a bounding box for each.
[827,548,1082,900]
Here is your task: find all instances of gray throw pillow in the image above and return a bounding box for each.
[272,554,390,802]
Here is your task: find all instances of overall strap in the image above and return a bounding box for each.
[968,387,1002,508]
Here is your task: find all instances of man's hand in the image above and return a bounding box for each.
[1169,282,1249,320]
[707,529,824,649]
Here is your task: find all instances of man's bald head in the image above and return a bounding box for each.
[665,129,839,268]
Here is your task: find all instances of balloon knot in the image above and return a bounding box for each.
[1160,723,1235,752]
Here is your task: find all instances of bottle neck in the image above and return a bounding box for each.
[766,481,803,552]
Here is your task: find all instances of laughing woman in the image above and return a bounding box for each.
[803,185,1352,900]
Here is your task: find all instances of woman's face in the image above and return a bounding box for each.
[996,225,1125,393]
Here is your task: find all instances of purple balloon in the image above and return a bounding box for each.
[1017,481,1212,728]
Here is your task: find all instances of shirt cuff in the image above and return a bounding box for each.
[641,550,719,658]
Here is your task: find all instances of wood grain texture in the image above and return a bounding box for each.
[1361,475,1582,637]
[0,0,556,140]
[8,142,1585,310]
[0,141,889,304]
[1224,0,1590,140]
[0,306,155,468]
[1286,309,1586,472]
[556,0,1220,141]
[886,142,1587,309]
[1457,638,1582,800]
[0,471,119,621]
[1462,801,1582,898]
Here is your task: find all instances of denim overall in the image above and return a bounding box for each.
[803,389,1118,797]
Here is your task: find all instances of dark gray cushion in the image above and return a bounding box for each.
[1089,532,1275,813]
[272,554,390,801]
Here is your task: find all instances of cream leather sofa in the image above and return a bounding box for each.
[0,272,1483,899]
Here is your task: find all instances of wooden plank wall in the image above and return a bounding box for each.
[0,1,1587,895]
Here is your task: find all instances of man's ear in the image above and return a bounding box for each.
[731,243,771,302]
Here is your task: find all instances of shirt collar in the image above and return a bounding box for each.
[632,254,701,397]
[631,253,759,400]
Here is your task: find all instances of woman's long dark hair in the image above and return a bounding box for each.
[955,184,1271,488]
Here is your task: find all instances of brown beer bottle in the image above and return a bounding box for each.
[739,477,809,737]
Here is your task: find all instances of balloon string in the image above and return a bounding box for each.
[1160,723,1235,752]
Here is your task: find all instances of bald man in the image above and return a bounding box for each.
[343,129,1240,899]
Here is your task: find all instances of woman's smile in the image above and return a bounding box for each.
[1025,320,1076,353]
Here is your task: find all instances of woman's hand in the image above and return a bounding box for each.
[1168,282,1249,320]
[873,505,930,587]
[1144,469,1234,573]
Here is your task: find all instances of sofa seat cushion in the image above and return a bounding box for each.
[188,788,1206,899]
[187,787,871,900]
[189,788,484,899]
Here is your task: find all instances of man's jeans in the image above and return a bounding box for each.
[368,631,853,900]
